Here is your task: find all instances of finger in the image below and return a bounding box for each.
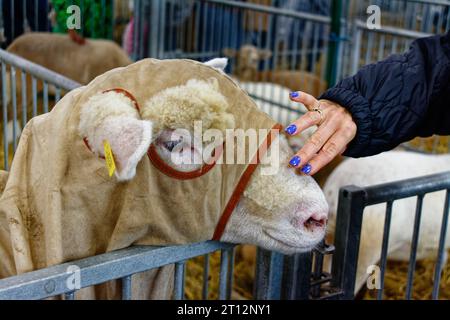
[288,118,340,169]
[285,110,324,136]
[289,91,318,110]
[299,128,355,175]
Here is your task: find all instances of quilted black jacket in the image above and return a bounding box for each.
[320,32,450,157]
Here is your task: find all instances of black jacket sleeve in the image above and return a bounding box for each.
[320,32,450,158]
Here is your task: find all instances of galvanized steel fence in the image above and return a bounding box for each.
[131,0,331,126]
[330,171,450,300]
[0,0,449,301]
[0,48,80,170]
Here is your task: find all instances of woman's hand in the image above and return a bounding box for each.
[285,91,357,175]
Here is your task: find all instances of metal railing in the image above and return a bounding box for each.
[330,171,450,300]
[131,0,332,125]
[0,242,338,300]
[0,48,81,170]
[0,242,235,300]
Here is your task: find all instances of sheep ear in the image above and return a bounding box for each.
[222,48,237,58]
[204,58,228,72]
[98,117,153,181]
[258,49,272,59]
[79,91,153,181]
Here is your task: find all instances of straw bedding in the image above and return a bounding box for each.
[184,248,450,300]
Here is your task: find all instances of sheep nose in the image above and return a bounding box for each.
[291,212,328,232]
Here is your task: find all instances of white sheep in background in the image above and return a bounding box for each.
[323,151,450,294]
[1,32,133,145]
[223,44,328,98]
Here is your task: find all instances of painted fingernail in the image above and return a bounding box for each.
[285,124,297,135]
[289,156,301,167]
[290,92,300,98]
[301,164,312,175]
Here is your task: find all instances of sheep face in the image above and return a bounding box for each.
[153,128,329,254]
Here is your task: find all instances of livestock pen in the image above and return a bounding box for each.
[0,0,449,301]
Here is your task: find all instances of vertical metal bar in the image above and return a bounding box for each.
[202,254,210,300]
[377,34,385,61]
[21,70,27,126]
[43,81,48,113]
[226,247,235,300]
[364,32,374,66]
[149,0,161,58]
[325,0,343,87]
[194,1,201,55]
[218,249,229,300]
[168,0,175,58]
[209,3,216,57]
[254,249,284,300]
[1,61,8,170]
[377,200,393,300]
[311,250,325,298]
[157,0,166,59]
[32,76,37,118]
[331,186,366,299]
[281,252,312,300]
[121,275,132,300]
[174,261,186,300]
[405,194,424,300]
[55,87,61,103]
[351,26,362,75]
[132,0,140,60]
[65,291,75,300]
[22,0,28,32]
[35,0,38,32]
[10,65,17,152]
[432,190,450,300]
[10,0,14,40]
[201,1,208,59]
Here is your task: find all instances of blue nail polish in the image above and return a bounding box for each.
[285,124,297,135]
[301,164,312,175]
[290,92,299,98]
[289,156,301,167]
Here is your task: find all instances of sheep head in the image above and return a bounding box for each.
[78,75,327,255]
[223,45,272,81]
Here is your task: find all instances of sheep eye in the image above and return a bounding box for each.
[163,139,182,152]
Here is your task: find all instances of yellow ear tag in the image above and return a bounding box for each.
[103,140,116,177]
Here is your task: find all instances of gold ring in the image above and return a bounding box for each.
[313,101,322,111]
[312,107,324,125]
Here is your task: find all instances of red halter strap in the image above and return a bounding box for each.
[211,123,283,241]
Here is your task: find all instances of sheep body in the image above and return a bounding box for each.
[7,32,132,85]
[324,151,450,292]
